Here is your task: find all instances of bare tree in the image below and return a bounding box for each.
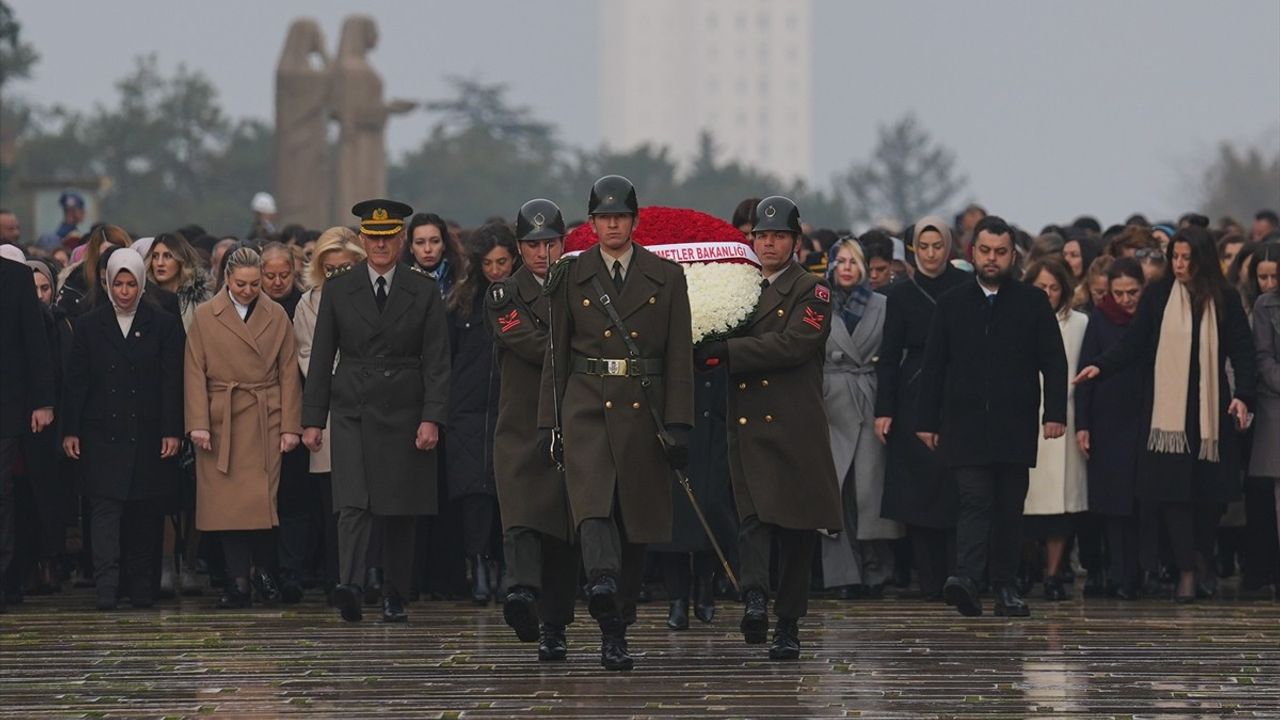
[840,113,966,227]
[1200,140,1280,224]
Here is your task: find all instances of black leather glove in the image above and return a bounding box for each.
[663,424,691,471]
[693,340,727,370]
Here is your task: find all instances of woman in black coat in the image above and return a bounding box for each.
[1077,228,1256,602]
[874,217,970,600]
[445,222,515,604]
[62,250,185,610]
[1075,257,1147,598]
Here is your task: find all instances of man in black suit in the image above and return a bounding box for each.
[0,258,56,611]
[916,215,1068,618]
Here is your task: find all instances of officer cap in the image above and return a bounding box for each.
[351,198,414,236]
[587,175,638,216]
[752,196,802,235]
[516,198,566,242]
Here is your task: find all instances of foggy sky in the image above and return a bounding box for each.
[7,0,1279,230]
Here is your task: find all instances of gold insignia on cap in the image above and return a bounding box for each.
[606,195,615,203]
[764,205,777,218]
[372,208,388,221]
[533,212,545,227]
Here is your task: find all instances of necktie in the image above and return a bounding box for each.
[987,293,996,307]
[761,278,770,289]
[612,260,624,292]
[376,276,388,312]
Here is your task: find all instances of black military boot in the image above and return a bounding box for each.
[363,567,383,606]
[587,574,620,623]
[768,618,800,660]
[599,619,634,671]
[252,569,283,605]
[993,585,1031,617]
[693,572,716,624]
[666,598,690,630]
[538,623,568,662]
[740,588,769,644]
[503,586,540,642]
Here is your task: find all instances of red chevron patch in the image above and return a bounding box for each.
[499,309,521,333]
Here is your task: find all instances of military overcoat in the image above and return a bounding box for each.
[538,244,694,543]
[725,261,843,531]
[486,266,573,540]
[301,262,451,515]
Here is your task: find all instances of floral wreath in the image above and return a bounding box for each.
[564,206,762,346]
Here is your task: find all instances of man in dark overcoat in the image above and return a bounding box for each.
[916,215,1068,618]
[302,199,451,623]
[487,198,578,661]
[539,175,694,670]
[694,196,842,661]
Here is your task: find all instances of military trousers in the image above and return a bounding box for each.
[504,527,579,627]
[739,514,817,620]
[337,507,415,600]
[579,515,646,625]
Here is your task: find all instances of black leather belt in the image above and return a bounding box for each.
[572,355,664,377]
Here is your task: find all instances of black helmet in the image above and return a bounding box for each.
[752,196,802,234]
[516,198,566,242]
[587,174,638,216]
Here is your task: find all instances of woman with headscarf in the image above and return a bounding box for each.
[874,216,971,600]
[290,227,366,595]
[1076,227,1256,602]
[820,238,904,599]
[56,224,132,320]
[1021,257,1089,601]
[405,213,462,299]
[184,247,303,609]
[62,250,185,610]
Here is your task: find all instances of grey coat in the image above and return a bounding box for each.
[1250,292,1280,478]
[821,293,905,542]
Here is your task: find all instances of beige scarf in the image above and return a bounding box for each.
[1149,282,1219,461]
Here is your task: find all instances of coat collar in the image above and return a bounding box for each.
[750,261,806,325]
[346,261,419,339]
[98,299,155,355]
[573,244,668,320]
[829,292,884,357]
[210,289,272,357]
[514,266,547,323]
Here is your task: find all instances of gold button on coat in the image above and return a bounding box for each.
[583,299,591,307]
[648,296,656,304]
[632,402,641,409]
[630,331,639,338]
[765,415,774,423]
[761,380,769,388]
[604,329,612,337]
[776,309,785,317]
[605,401,613,409]
[738,417,748,425]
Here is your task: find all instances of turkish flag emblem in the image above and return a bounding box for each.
[814,284,830,303]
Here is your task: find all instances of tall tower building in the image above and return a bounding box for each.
[599,0,813,183]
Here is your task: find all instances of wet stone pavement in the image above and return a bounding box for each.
[1,587,1278,718]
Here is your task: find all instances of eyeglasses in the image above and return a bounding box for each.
[1135,248,1165,261]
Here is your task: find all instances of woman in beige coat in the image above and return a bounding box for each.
[185,247,303,609]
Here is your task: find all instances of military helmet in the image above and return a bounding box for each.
[587,174,639,216]
[752,196,802,235]
[516,198,566,242]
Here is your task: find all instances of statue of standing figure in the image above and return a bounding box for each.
[273,16,416,228]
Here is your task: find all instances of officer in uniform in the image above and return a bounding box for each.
[301,199,450,623]
[539,175,694,670]
[486,198,579,661]
[695,196,842,660]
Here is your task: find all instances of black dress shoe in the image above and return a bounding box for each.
[1195,579,1216,599]
[599,620,633,671]
[587,574,620,622]
[95,587,119,611]
[768,618,800,660]
[943,576,982,617]
[740,588,769,644]
[1115,584,1139,601]
[216,583,251,610]
[363,568,383,606]
[252,570,283,605]
[1044,577,1069,602]
[382,594,408,623]
[279,573,304,604]
[994,585,1031,617]
[503,586,540,642]
[667,598,690,630]
[637,583,653,604]
[332,583,363,622]
[538,623,568,662]
[693,573,716,623]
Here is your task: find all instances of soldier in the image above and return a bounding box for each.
[539,175,694,670]
[486,199,579,661]
[694,195,842,660]
[301,199,450,624]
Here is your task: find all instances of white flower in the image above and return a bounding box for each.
[682,262,762,345]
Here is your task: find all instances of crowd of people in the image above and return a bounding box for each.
[1,185,1278,666]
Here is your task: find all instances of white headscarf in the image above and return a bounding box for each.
[106,247,147,314]
[0,244,27,263]
[131,236,156,261]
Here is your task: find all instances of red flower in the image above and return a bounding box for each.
[565,207,749,257]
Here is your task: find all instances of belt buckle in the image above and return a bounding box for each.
[606,358,627,376]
